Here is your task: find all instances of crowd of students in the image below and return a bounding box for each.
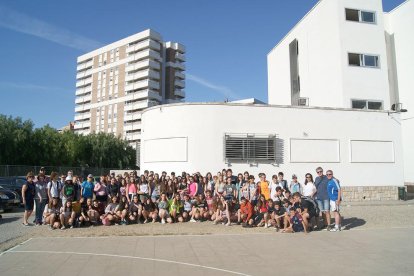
[21,167,342,233]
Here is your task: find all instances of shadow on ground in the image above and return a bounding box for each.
[342,217,366,230]
[0,216,20,225]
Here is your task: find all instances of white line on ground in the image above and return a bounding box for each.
[4,250,252,276]
[0,238,32,257]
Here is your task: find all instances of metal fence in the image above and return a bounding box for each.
[0,165,118,177]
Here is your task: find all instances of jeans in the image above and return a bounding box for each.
[35,198,47,223]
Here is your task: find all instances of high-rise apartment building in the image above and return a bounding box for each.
[74,29,185,147]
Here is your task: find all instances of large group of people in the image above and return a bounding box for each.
[21,167,342,233]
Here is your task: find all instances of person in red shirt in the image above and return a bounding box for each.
[238,197,254,227]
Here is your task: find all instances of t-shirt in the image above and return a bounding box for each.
[81,181,94,198]
[294,198,316,217]
[183,201,192,212]
[224,184,236,199]
[278,180,288,190]
[315,175,329,200]
[327,178,341,201]
[269,182,279,201]
[188,182,197,197]
[63,184,75,200]
[275,207,286,217]
[47,181,62,198]
[259,181,270,200]
[302,182,316,197]
[291,213,304,232]
[248,183,257,201]
[107,183,120,197]
[158,200,169,210]
[290,182,301,194]
[194,200,206,209]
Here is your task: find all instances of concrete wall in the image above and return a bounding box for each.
[140,103,404,189]
[384,0,414,184]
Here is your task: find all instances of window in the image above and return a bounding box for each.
[348,53,379,68]
[345,8,376,23]
[224,134,276,163]
[352,100,383,110]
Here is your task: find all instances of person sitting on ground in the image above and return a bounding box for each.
[43,197,61,230]
[78,197,90,227]
[190,193,206,222]
[59,200,76,229]
[115,195,129,225]
[292,192,318,231]
[205,190,215,221]
[142,197,158,223]
[182,194,193,222]
[128,195,143,224]
[283,208,307,234]
[102,196,119,226]
[158,193,172,224]
[169,193,184,223]
[256,195,269,227]
[214,195,231,226]
[265,199,276,228]
[274,201,287,232]
[238,197,254,227]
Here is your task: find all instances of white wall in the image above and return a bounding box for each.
[268,0,391,109]
[141,103,404,187]
[385,0,414,183]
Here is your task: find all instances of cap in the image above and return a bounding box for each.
[87,174,93,178]
[292,174,297,179]
[65,176,73,181]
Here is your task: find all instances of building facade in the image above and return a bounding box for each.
[74,29,185,147]
[267,0,413,183]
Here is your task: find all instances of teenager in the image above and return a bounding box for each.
[102,196,119,225]
[115,195,129,225]
[94,176,108,203]
[43,198,61,230]
[128,195,143,223]
[169,193,184,222]
[59,200,76,229]
[34,173,48,225]
[142,197,158,223]
[158,193,172,224]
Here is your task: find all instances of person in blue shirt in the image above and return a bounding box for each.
[81,174,95,200]
[314,167,331,230]
[326,170,342,232]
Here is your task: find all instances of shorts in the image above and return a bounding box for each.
[25,199,34,211]
[330,200,340,212]
[253,213,264,224]
[316,199,330,212]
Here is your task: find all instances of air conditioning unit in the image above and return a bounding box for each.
[298,97,309,106]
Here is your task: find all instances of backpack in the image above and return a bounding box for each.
[301,196,320,217]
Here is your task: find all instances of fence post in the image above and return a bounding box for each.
[6,165,9,177]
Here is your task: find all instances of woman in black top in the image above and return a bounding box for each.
[22,172,36,226]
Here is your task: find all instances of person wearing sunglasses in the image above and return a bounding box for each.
[326,170,342,232]
[314,167,331,230]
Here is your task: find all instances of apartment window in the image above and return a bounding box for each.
[345,8,376,23]
[352,100,383,110]
[348,53,379,68]
[224,134,276,163]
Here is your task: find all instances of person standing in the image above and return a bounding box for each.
[47,172,62,202]
[258,173,270,200]
[22,172,36,226]
[81,174,95,200]
[327,170,342,232]
[34,173,48,225]
[314,167,331,230]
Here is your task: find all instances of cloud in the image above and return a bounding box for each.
[0,5,102,51]
[186,73,240,100]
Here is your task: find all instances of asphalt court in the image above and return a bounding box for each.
[1,227,414,276]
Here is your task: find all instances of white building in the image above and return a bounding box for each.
[74,29,185,147]
[139,0,413,201]
[267,0,413,184]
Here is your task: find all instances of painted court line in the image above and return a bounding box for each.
[4,250,252,276]
[0,238,32,257]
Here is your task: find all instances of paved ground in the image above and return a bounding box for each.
[1,228,414,276]
[1,201,414,275]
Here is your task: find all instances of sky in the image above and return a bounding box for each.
[0,0,406,128]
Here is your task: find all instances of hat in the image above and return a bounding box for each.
[87,174,93,178]
[65,176,73,181]
[292,174,297,179]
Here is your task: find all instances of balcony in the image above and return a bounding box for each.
[127,40,161,53]
[76,77,92,88]
[175,89,186,98]
[175,52,185,62]
[77,59,93,71]
[125,79,159,92]
[126,60,160,72]
[175,62,185,71]
[174,79,185,88]
[125,132,141,141]
[75,85,92,96]
[130,49,161,62]
[124,112,142,122]
[124,121,142,132]
[175,71,185,80]
[124,100,151,112]
[76,69,92,79]
[126,69,160,83]
[75,104,91,113]
[75,94,92,104]
[74,113,91,121]
[74,121,91,130]
[125,89,162,102]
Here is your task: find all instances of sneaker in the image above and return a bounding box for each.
[190,218,196,223]
[330,227,340,232]
[60,226,66,230]
[264,223,268,228]
[70,225,74,229]
[144,219,148,224]
[236,221,241,225]
[326,225,332,231]
[161,218,166,224]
